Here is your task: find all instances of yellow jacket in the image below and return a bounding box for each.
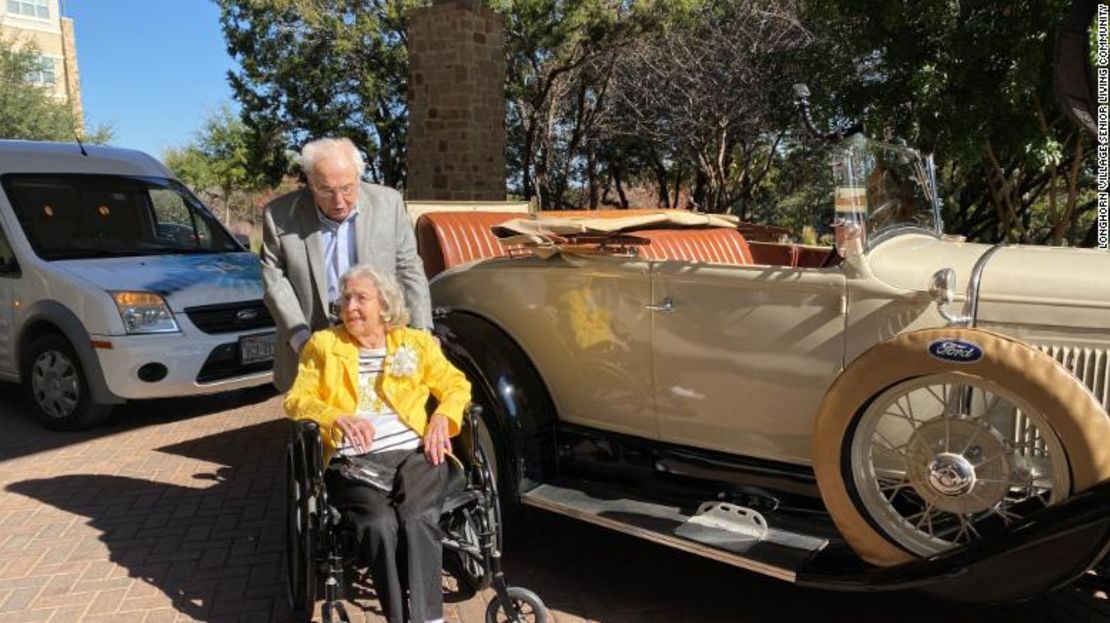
[283,325,471,464]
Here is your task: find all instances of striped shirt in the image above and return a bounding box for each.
[337,347,421,456]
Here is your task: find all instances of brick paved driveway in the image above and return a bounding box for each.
[0,381,1107,623]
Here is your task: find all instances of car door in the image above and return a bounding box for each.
[0,219,18,376]
[530,258,658,440]
[651,262,847,464]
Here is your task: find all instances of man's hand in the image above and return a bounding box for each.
[289,328,311,356]
[335,416,375,454]
[423,413,451,465]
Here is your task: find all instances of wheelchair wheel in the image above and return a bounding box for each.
[447,506,493,594]
[285,444,317,621]
[485,587,548,623]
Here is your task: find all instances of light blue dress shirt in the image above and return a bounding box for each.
[317,206,359,312]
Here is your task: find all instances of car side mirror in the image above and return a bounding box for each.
[929,268,956,304]
[930,268,970,326]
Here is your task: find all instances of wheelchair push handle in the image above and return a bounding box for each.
[465,404,483,449]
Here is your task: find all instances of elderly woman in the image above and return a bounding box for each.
[284,264,470,623]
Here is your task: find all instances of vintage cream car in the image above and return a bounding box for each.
[413,135,1110,602]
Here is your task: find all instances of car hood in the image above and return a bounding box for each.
[55,252,265,311]
[868,234,1110,329]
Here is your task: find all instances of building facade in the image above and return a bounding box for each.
[1,0,83,130]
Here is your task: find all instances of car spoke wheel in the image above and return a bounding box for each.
[849,374,1070,556]
[814,328,1110,573]
[485,587,547,623]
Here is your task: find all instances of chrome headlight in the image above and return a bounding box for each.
[111,291,179,334]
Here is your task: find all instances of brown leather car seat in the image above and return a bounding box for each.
[633,228,753,265]
[416,211,757,279]
[415,211,524,278]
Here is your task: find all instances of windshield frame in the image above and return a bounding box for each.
[0,173,247,261]
[828,135,944,252]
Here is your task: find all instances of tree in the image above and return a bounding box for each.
[0,36,112,143]
[217,0,422,188]
[799,0,1095,245]
[493,0,631,208]
[164,106,266,225]
[599,1,811,214]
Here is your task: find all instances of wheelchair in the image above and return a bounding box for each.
[285,405,547,623]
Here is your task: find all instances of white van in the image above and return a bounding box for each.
[0,140,274,429]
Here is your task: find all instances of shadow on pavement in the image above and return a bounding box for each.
[6,417,290,621]
[0,380,277,464]
[6,403,1110,622]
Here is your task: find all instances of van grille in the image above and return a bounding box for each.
[185,300,274,334]
[1037,344,1110,412]
[196,342,273,383]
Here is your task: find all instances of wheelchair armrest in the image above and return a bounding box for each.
[293,419,320,443]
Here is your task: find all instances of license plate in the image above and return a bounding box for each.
[240,332,276,365]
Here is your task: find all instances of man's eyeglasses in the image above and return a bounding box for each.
[312,183,358,199]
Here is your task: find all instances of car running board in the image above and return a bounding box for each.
[521,482,828,582]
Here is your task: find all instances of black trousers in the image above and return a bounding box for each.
[325,449,448,623]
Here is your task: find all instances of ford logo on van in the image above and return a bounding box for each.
[928,339,983,364]
[235,308,259,321]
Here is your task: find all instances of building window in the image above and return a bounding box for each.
[27,56,56,86]
[6,0,50,19]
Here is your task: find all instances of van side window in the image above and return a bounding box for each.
[1,174,238,260]
[150,188,214,249]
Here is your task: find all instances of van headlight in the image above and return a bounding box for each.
[111,292,179,334]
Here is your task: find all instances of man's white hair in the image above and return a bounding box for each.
[299,137,366,179]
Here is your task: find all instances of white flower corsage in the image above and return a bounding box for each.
[388,344,419,378]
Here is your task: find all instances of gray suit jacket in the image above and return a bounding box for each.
[261,182,432,392]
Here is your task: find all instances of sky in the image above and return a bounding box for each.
[65,0,239,159]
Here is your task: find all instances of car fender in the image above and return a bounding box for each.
[18,299,124,405]
[434,310,558,500]
[812,326,1110,566]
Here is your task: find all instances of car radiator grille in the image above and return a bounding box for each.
[184,300,274,334]
[1037,344,1110,412]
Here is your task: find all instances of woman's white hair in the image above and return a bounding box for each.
[299,137,366,179]
[339,264,410,330]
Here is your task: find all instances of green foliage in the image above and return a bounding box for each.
[798,0,1094,244]
[163,145,217,197]
[494,0,631,206]
[214,0,1096,245]
[163,105,266,224]
[0,36,113,143]
[216,0,425,187]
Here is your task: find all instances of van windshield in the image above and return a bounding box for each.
[1,174,242,260]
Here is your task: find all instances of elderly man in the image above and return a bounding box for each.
[261,137,432,392]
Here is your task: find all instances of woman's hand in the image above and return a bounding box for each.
[335,416,376,454]
[423,413,452,465]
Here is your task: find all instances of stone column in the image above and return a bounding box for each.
[406,0,505,201]
[60,17,84,133]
